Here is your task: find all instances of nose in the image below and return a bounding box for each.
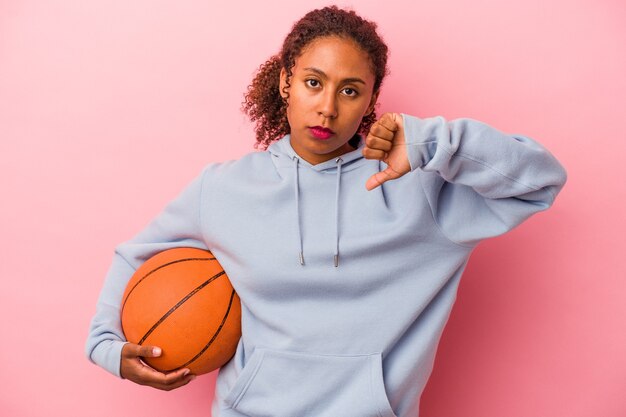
[318,90,338,119]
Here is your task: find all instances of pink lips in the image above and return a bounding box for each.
[309,126,335,140]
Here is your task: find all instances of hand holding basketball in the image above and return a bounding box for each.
[120,343,195,391]
[363,112,411,191]
[121,247,241,378]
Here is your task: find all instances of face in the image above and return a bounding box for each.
[279,36,379,165]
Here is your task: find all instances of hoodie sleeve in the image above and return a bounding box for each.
[402,114,567,246]
[85,167,210,377]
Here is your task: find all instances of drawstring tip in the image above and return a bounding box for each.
[334,254,339,267]
[299,252,305,266]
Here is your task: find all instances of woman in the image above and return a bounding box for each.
[86,6,567,417]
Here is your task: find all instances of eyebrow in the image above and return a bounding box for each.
[303,67,367,85]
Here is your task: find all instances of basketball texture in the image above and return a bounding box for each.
[121,247,241,375]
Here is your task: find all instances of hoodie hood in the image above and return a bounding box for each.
[267,134,367,267]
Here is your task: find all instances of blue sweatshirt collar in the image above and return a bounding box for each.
[267,134,366,172]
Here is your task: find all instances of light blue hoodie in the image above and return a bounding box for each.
[86,114,566,417]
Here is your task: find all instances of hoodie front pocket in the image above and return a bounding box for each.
[223,348,397,417]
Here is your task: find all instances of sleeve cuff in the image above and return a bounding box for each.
[89,339,128,378]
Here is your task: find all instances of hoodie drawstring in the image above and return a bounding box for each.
[293,156,305,266]
[334,157,343,267]
[292,155,344,267]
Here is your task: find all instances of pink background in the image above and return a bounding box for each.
[1,0,624,416]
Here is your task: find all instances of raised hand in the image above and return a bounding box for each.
[363,112,411,190]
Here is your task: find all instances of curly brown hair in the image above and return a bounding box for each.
[242,5,389,150]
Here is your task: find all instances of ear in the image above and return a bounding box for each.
[279,67,289,100]
[365,90,380,116]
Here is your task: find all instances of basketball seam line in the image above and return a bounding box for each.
[137,270,226,346]
[120,257,216,315]
[163,289,237,372]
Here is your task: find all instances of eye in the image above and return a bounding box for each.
[342,87,358,97]
[305,79,320,88]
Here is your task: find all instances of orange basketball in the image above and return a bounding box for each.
[121,247,241,375]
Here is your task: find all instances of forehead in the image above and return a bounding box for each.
[293,36,375,83]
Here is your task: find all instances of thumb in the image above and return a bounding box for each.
[141,345,162,358]
[365,167,402,191]
[125,343,162,358]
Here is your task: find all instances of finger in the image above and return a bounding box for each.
[369,120,396,141]
[145,368,196,391]
[141,345,162,358]
[365,171,385,191]
[155,373,196,391]
[131,360,191,387]
[364,135,393,153]
[365,167,402,191]
[123,343,162,359]
[128,355,166,379]
[162,368,192,386]
[362,147,387,160]
[375,113,399,134]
